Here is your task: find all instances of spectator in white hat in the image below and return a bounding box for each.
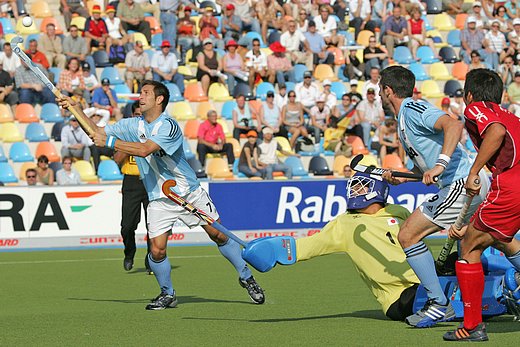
[321,79,336,110]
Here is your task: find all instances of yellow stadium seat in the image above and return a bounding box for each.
[313,64,337,82]
[358,153,378,167]
[433,12,455,31]
[382,154,405,172]
[208,83,233,102]
[73,160,98,182]
[216,119,232,138]
[355,48,364,63]
[333,155,350,174]
[0,103,14,123]
[0,122,24,142]
[226,137,241,158]
[70,16,86,31]
[197,101,217,119]
[177,65,196,83]
[185,49,199,68]
[206,157,233,178]
[15,17,39,34]
[275,136,295,156]
[355,80,365,92]
[168,101,195,120]
[420,80,445,98]
[30,0,52,18]
[192,15,201,35]
[430,62,452,81]
[132,33,150,49]
[260,47,273,56]
[19,162,37,180]
[357,30,375,47]
[426,30,448,48]
[184,119,201,139]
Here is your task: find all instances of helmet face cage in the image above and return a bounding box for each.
[347,175,375,199]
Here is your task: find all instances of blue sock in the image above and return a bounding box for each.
[507,250,520,271]
[404,241,448,305]
[218,238,252,280]
[148,253,174,295]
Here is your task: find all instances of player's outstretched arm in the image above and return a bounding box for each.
[57,95,102,137]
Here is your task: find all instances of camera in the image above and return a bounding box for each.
[241,118,249,127]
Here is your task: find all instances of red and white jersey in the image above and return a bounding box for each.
[464,101,520,176]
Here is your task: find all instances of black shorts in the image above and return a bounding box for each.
[385,284,419,321]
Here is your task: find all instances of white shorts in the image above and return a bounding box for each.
[419,171,490,229]
[147,187,219,239]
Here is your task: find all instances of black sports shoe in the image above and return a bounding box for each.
[443,323,488,342]
[239,276,265,304]
[123,258,133,271]
[145,293,178,310]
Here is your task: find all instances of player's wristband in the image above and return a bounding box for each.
[436,154,450,169]
[105,135,116,149]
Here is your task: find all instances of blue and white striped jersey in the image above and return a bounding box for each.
[105,113,200,200]
[397,97,472,188]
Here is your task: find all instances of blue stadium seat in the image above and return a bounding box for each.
[439,46,459,63]
[113,83,132,96]
[165,83,184,102]
[293,64,308,83]
[216,15,222,34]
[255,82,275,100]
[417,46,439,64]
[245,31,265,48]
[338,30,355,46]
[444,79,463,97]
[97,159,123,181]
[426,0,442,14]
[40,103,63,123]
[92,50,113,67]
[101,67,124,85]
[0,17,14,34]
[9,142,34,162]
[330,81,347,99]
[24,33,40,49]
[49,161,62,176]
[232,158,246,178]
[408,63,430,81]
[0,162,18,183]
[447,30,461,47]
[308,156,333,175]
[221,100,237,120]
[285,82,296,93]
[0,145,6,162]
[393,46,414,64]
[267,30,281,45]
[338,65,350,82]
[188,157,207,178]
[48,67,62,85]
[284,156,309,177]
[151,33,163,49]
[25,122,49,142]
[144,49,155,60]
[422,15,433,31]
[51,122,65,141]
[183,138,195,160]
[233,83,255,100]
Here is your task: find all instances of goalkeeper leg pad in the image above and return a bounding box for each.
[242,236,297,273]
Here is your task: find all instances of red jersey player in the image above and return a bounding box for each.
[443,69,520,341]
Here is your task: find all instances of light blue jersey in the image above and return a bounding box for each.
[397,97,472,188]
[105,113,200,201]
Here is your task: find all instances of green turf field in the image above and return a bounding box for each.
[1,240,519,346]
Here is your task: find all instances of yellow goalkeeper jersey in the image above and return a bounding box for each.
[296,204,420,314]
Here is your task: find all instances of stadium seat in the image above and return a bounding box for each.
[206,157,233,178]
[19,162,37,180]
[408,63,430,81]
[132,32,150,49]
[444,80,463,97]
[221,100,237,120]
[455,13,468,30]
[98,159,123,181]
[382,154,405,171]
[188,157,207,178]
[284,156,308,177]
[31,0,52,17]
[333,155,350,174]
[0,122,23,142]
[208,83,233,101]
[100,67,124,85]
[433,12,455,31]
[183,138,195,160]
[144,16,162,34]
[426,0,442,14]
[430,62,452,80]
[426,29,447,48]
[0,144,6,162]
[184,82,209,102]
[178,65,196,82]
[15,103,39,123]
[232,158,246,178]
[347,136,368,155]
[420,80,445,98]
[168,101,195,120]
[275,136,295,156]
[439,46,459,63]
[447,30,461,47]
[151,33,163,49]
[267,29,281,45]
[9,142,34,162]
[0,103,13,123]
[314,64,337,82]
[184,119,201,139]
[328,47,346,65]
[24,33,40,50]
[73,160,98,182]
[337,65,350,82]
[92,50,113,68]
[217,119,231,137]
[452,62,469,80]
[16,17,39,34]
[25,123,49,142]
[70,16,86,31]
[197,101,217,119]
[422,14,433,31]
[248,99,262,116]
[417,46,439,64]
[226,137,241,158]
[330,82,347,99]
[232,83,254,99]
[308,156,333,175]
[51,122,65,141]
[48,67,62,84]
[285,82,296,93]
[245,31,265,48]
[357,30,374,46]
[165,83,184,102]
[39,18,64,35]
[35,142,60,162]
[0,18,14,34]
[255,82,275,101]
[113,84,132,100]
[0,162,18,183]
[49,161,62,176]
[358,153,378,167]
[184,49,199,68]
[393,46,414,64]
[293,64,308,83]
[338,30,355,46]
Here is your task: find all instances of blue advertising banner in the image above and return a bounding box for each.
[209,180,439,231]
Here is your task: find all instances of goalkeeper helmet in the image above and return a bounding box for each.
[346,172,389,210]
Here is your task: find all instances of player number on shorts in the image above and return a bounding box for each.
[206,202,213,212]
[406,146,419,160]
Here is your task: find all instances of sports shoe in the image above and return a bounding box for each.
[443,323,488,342]
[239,276,265,304]
[505,269,520,300]
[503,269,520,320]
[123,258,133,271]
[405,299,456,328]
[145,293,178,310]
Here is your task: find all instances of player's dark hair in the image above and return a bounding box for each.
[464,69,503,104]
[380,66,415,98]
[141,80,169,112]
[131,100,140,114]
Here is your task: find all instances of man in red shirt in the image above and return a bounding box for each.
[444,69,520,342]
[84,5,111,53]
[196,110,235,167]
[26,39,50,70]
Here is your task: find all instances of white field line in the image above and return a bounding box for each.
[0,254,221,265]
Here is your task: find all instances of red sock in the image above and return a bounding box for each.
[456,261,484,330]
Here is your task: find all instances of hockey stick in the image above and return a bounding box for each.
[10,36,95,136]
[350,154,424,180]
